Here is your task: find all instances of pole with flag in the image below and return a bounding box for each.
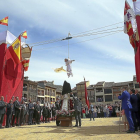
[132,0,140,86]
[84,77,90,109]
[0,16,9,30]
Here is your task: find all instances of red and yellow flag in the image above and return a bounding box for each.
[22,31,27,39]
[0,17,8,26]
[22,59,29,71]
[8,36,21,64]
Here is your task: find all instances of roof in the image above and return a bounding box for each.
[87,85,95,90]
[104,82,114,88]
[76,81,88,85]
[24,79,38,85]
[95,81,105,86]
[37,85,45,89]
[38,82,56,89]
[55,85,62,93]
[113,81,133,87]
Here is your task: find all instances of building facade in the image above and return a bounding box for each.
[76,81,90,104]
[75,75,140,105]
[37,85,45,104]
[23,77,38,102]
[38,81,56,103]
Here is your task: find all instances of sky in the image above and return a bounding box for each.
[0,0,137,88]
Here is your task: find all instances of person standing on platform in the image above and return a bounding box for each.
[28,100,34,125]
[0,96,7,128]
[70,92,82,127]
[117,87,135,133]
[6,99,13,128]
[12,97,21,126]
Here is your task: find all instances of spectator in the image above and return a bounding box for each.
[103,105,107,118]
[82,108,86,118]
[93,106,97,118]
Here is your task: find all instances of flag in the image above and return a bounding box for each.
[135,44,140,83]
[8,36,21,64]
[133,0,140,40]
[22,31,27,39]
[129,34,139,49]
[22,59,29,71]
[133,0,140,84]
[124,0,134,36]
[53,66,67,73]
[84,78,90,109]
[0,16,8,26]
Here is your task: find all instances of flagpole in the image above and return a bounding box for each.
[68,32,70,59]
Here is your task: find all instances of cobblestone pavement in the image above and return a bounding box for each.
[0,118,140,140]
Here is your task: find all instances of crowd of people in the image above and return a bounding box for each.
[82,103,121,120]
[0,87,140,132]
[0,96,57,128]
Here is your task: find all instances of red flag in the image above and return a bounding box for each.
[8,35,21,64]
[84,78,90,109]
[22,31,27,39]
[0,16,8,26]
[124,0,134,36]
[22,59,29,71]
[133,0,140,84]
[135,44,140,83]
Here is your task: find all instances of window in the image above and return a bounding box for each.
[105,95,112,102]
[96,96,103,102]
[113,88,121,92]
[104,89,112,94]
[135,84,139,88]
[113,94,119,100]
[96,88,103,92]
[23,84,27,91]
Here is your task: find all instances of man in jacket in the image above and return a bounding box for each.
[135,89,140,130]
[35,101,40,124]
[117,87,135,133]
[90,103,94,121]
[71,93,82,127]
[12,97,21,126]
[0,96,6,128]
[42,103,48,123]
[130,89,140,131]
[28,100,34,125]
[6,99,13,128]
[20,100,27,126]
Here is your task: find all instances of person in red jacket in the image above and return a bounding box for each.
[108,105,112,117]
[82,108,86,118]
